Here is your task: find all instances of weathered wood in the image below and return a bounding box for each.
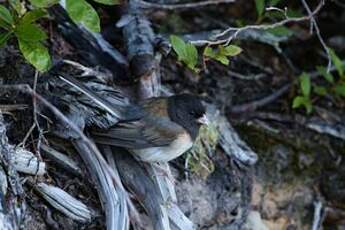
[0,164,13,230]
[40,144,82,177]
[33,182,92,223]
[203,104,258,166]
[13,147,46,176]
[217,116,258,166]
[102,145,131,230]
[113,148,171,230]
[0,114,26,230]
[49,5,130,84]
[118,1,161,98]
[73,140,128,230]
[146,163,195,230]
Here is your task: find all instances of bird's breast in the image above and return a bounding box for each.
[131,132,193,162]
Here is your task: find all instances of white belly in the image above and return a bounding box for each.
[131,133,193,162]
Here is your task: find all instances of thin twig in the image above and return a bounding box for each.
[300,0,331,72]
[312,201,323,230]
[19,123,36,148]
[32,71,45,158]
[230,84,291,113]
[134,0,235,10]
[0,104,28,112]
[228,70,267,81]
[191,0,324,46]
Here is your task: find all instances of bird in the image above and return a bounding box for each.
[42,73,209,163]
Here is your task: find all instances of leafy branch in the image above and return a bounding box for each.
[0,0,118,72]
[170,35,242,72]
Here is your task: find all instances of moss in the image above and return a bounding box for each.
[185,123,219,179]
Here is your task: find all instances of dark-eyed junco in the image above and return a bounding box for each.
[44,74,208,163]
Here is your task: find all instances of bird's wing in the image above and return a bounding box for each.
[91,97,185,149]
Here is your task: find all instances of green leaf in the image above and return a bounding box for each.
[21,9,47,24]
[0,32,12,47]
[334,83,345,97]
[316,66,334,84]
[185,43,198,70]
[217,56,229,65]
[204,47,214,57]
[292,96,312,114]
[255,0,265,17]
[223,45,242,56]
[304,100,313,114]
[92,0,119,5]
[0,5,14,25]
[299,72,311,97]
[204,47,223,64]
[66,0,100,32]
[313,85,327,96]
[292,96,304,109]
[15,23,47,41]
[0,19,11,30]
[266,26,293,37]
[170,35,198,71]
[9,0,26,16]
[28,0,59,8]
[204,47,229,65]
[329,48,344,78]
[204,45,242,66]
[170,35,187,61]
[18,39,51,72]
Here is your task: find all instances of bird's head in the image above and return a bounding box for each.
[168,94,209,139]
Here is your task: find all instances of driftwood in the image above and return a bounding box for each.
[118,0,162,98]
[204,105,258,166]
[40,144,82,177]
[146,163,195,230]
[32,182,93,223]
[12,147,46,176]
[102,145,131,230]
[217,117,258,166]
[113,149,171,230]
[73,139,130,230]
[0,114,26,230]
[0,164,12,230]
[49,5,130,83]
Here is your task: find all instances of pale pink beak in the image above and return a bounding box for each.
[197,114,209,125]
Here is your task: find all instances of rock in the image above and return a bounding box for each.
[263,216,290,230]
[175,151,253,229]
[245,211,268,230]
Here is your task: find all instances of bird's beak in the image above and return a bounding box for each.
[197,114,209,125]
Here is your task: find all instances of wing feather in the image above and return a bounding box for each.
[91,110,184,149]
